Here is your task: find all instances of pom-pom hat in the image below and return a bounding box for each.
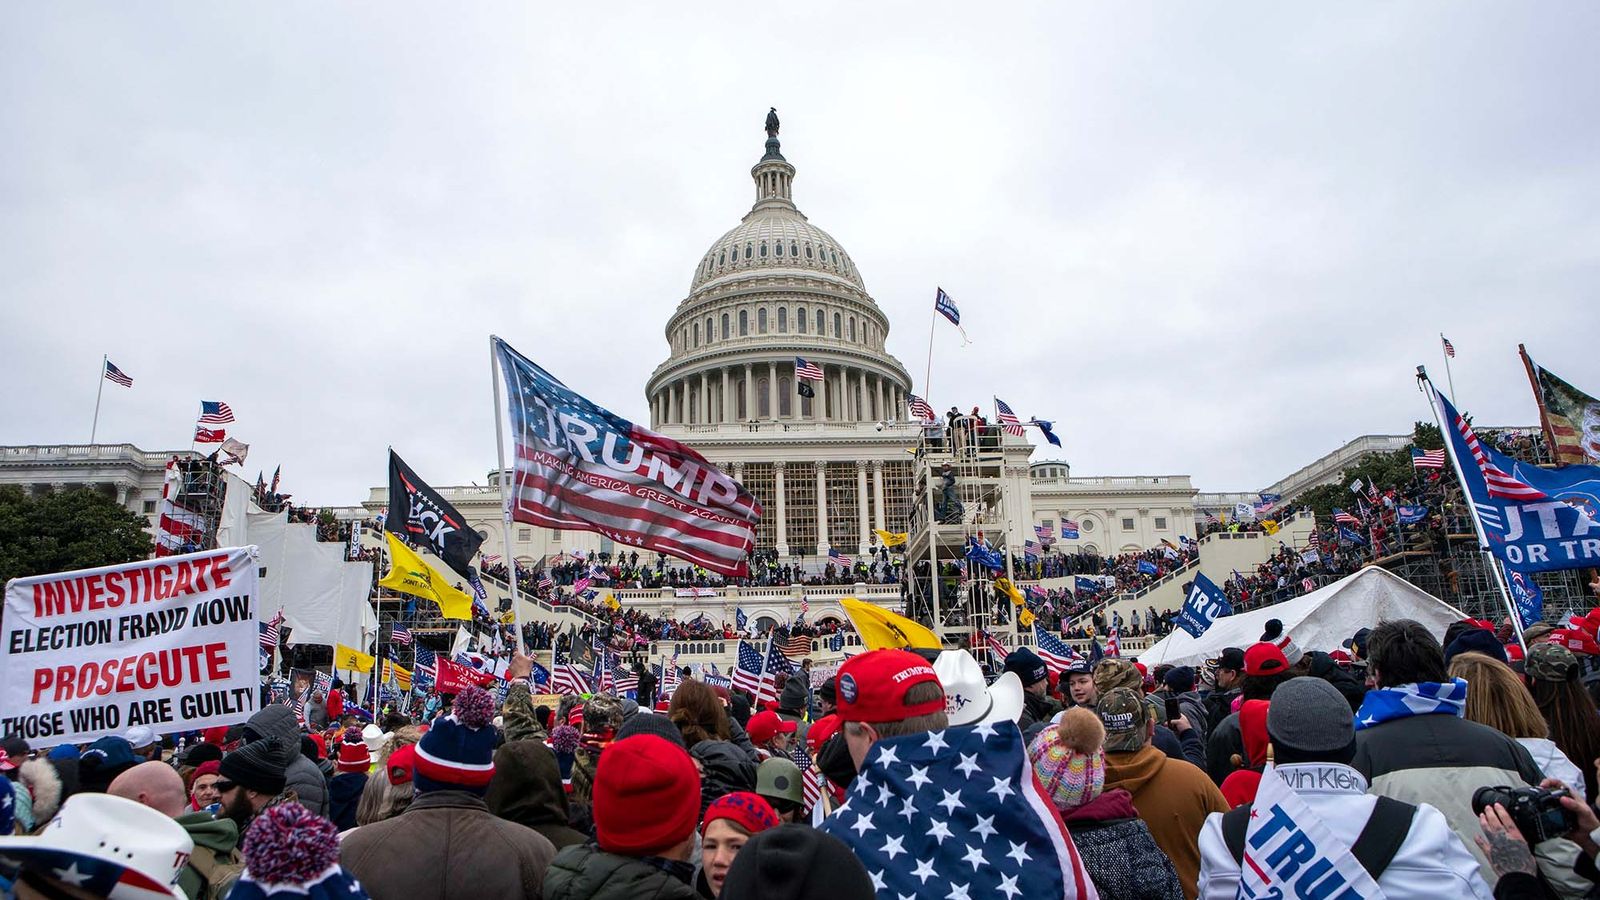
[0,793,193,898]
[414,684,496,794]
[1028,707,1106,810]
[834,649,943,723]
[335,727,371,774]
[229,802,369,900]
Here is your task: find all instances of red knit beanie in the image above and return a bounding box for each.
[593,735,701,857]
[336,726,372,774]
[701,791,779,837]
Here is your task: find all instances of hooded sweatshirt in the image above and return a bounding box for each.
[242,704,328,817]
[175,812,242,900]
[1104,744,1229,900]
[487,739,588,850]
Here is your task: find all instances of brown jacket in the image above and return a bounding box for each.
[1103,744,1229,900]
[341,790,557,900]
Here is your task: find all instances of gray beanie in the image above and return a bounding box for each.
[613,712,685,748]
[1266,677,1353,754]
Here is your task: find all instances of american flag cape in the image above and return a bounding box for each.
[494,338,761,577]
[819,723,1096,900]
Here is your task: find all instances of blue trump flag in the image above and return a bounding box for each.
[1396,504,1428,525]
[1507,569,1544,629]
[964,537,1004,574]
[1175,572,1232,638]
[1074,576,1102,595]
[1030,419,1063,447]
[1338,526,1367,545]
[1432,383,1600,574]
[1136,559,1159,576]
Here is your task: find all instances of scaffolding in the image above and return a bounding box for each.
[1377,533,1593,623]
[155,454,230,555]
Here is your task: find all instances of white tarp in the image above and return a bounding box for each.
[1138,566,1469,668]
[245,511,375,650]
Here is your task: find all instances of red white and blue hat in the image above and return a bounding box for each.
[229,803,368,900]
[0,793,193,899]
[413,684,498,794]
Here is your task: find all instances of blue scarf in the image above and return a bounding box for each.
[1354,678,1467,730]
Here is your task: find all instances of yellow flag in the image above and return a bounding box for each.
[379,532,475,621]
[334,643,376,674]
[603,593,621,612]
[1261,520,1280,535]
[873,529,908,548]
[1018,608,1036,627]
[841,597,941,650]
[994,576,1025,606]
[382,659,413,692]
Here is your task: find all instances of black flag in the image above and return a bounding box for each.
[797,381,815,399]
[386,450,484,581]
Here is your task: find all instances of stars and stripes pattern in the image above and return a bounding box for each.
[1059,518,1080,539]
[791,742,823,813]
[1332,507,1361,526]
[1033,523,1053,541]
[551,646,591,695]
[818,723,1094,900]
[1442,335,1456,358]
[731,639,768,697]
[103,359,133,387]
[781,633,814,657]
[413,647,437,679]
[1033,625,1082,673]
[481,554,502,565]
[994,398,1026,437]
[908,394,936,422]
[794,357,824,380]
[828,548,853,568]
[1446,394,1548,501]
[198,401,235,424]
[1105,627,1121,657]
[259,610,283,650]
[977,629,1012,667]
[1308,529,1323,554]
[496,338,761,578]
[1411,447,1447,469]
[537,575,555,592]
[390,624,412,646]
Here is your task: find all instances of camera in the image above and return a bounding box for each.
[1472,785,1577,844]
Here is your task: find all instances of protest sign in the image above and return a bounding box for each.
[1,547,260,745]
[1174,572,1232,638]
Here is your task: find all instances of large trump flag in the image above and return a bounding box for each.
[493,337,761,577]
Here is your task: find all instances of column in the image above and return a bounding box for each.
[855,460,870,556]
[815,463,829,555]
[665,385,675,425]
[876,376,886,423]
[872,460,886,533]
[700,372,710,425]
[744,363,754,421]
[774,461,790,557]
[767,361,778,420]
[722,368,732,422]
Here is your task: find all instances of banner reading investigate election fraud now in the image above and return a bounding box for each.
[0,547,261,745]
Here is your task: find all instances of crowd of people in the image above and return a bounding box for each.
[7,606,1600,900]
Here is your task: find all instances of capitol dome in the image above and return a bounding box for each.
[646,113,913,429]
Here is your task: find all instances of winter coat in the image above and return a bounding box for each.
[1197,762,1493,900]
[778,672,810,716]
[1104,744,1230,900]
[543,844,699,900]
[175,812,242,900]
[1204,712,1244,785]
[341,790,557,900]
[1517,738,1587,802]
[1062,789,1185,900]
[1170,691,1210,744]
[242,704,328,817]
[689,741,757,818]
[329,772,367,832]
[1202,688,1238,733]
[1306,651,1366,711]
[724,719,760,763]
[1017,690,1064,732]
[502,682,551,744]
[17,759,63,828]
[487,739,589,850]
[1352,711,1545,888]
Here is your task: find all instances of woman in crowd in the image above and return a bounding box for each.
[696,792,779,898]
[670,681,731,750]
[1525,643,1600,805]
[1448,652,1587,797]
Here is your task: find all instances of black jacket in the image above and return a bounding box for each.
[1203,688,1239,733]
[544,845,699,900]
[689,740,757,818]
[1017,690,1063,732]
[1306,652,1366,712]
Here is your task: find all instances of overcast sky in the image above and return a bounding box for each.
[4,3,1597,505]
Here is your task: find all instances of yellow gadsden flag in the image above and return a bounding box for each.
[333,643,376,674]
[994,576,1025,607]
[841,597,941,650]
[379,531,475,621]
[873,529,908,548]
[1261,520,1280,536]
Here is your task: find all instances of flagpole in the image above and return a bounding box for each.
[1417,367,1524,644]
[1440,333,1457,407]
[489,336,529,656]
[90,355,107,444]
[923,303,937,404]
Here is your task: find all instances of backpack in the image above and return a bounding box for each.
[186,844,246,900]
[1221,795,1417,880]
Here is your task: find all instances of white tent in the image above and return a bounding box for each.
[1138,566,1469,669]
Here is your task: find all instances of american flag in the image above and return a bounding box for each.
[573,576,591,594]
[481,553,502,565]
[790,742,823,813]
[828,548,852,568]
[551,646,591,695]
[537,574,555,592]
[1442,335,1456,358]
[731,639,770,699]
[1105,626,1121,657]
[258,610,283,650]
[1332,507,1361,526]
[413,647,437,679]
[1034,624,1081,673]
[390,624,412,646]
[1411,447,1447,469]
[994,398,1026,437]
[977,628,1011,667]
[818,724,1095,900]
[194,426,226,443]
[1034,523,1053,541]
[781,632,813,657]
[1301,577,1316,593]
[794,357,824,380]
[907,394,936,422]
[1023,539,1041,560]
[1443,388,1547,501]
[292,688,310,726]
[606,652,639,695]
[103,359,133,387]
[495,338,761,578]
[531,660,551,690]
[1059,518,1080,539]
[1308,530,1323,554]
[198,401,235,424]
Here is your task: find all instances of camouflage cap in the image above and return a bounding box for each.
[1096,687,1150,753]
[582,694,624,735]
[1526,642,1578,683]
[1093,658,1142,696]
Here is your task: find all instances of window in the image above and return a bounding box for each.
[745,243,752,259]
[1042,519,1053,533]
[1155,517,1168,530]
[805,245,813,259]
[705,317,713,343]
[692,322,699,347]
[758,308,767,333]
[790,242,799,257]
[797,306,807,333]
[517,528,532,542]
[831,250,839,265]
[718,250,725,265]
[775,241,783,257]
[739,310,748,335]
[833,313,842,337]
[721,313,729,339]
[779,376,792,416]
[816,309,825,333]
[143,500,157,514]
[759,242,767,258]
[778,307,787,332]
[551,529,561,540]
[1082,519,1095,532]
[1121,518,1135,531]
[849,317,856,341]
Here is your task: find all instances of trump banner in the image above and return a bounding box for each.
[494,337,761,577]
[1,547,260,745]
[1237,765,1383,900]
[1175,572,1232,638]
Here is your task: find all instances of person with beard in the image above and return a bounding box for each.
[216,738,293,834]
[109,761,244,900]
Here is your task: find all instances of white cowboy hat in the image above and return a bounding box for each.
[0,793,192,899]
[934,649,1025,727]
